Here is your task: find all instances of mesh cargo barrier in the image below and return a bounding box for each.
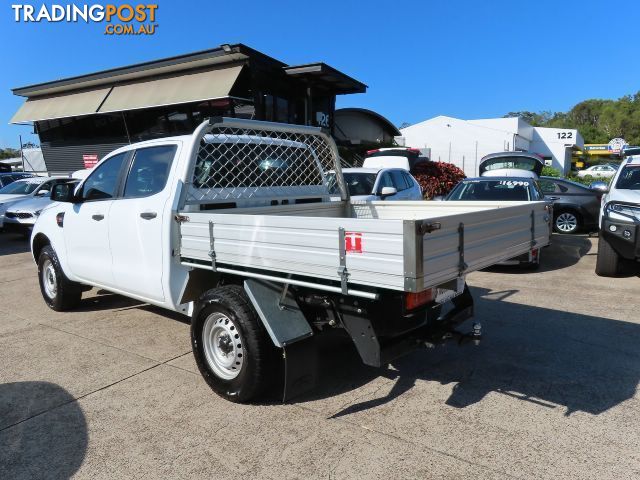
[184,120,346,205]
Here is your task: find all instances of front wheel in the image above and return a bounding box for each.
[191,285,277,403]
[37,246,82,311]
[595,235,621,277]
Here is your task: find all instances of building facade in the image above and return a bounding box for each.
[398,116,584,176]
[11,44,366,173]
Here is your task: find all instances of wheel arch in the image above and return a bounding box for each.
[32,233,51,262]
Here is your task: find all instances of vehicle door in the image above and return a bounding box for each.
[402,171,423,200]
[63,152,129,286]
[108,144,178,303]
[374,171,398,200]
[389,169,411,199]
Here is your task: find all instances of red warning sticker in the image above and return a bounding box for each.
[345,232,363,253]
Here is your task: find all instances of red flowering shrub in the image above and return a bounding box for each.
[412,161,466,199]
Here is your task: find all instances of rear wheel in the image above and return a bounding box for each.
[554,210,581,234]
[595,235,621,277]
[191,285,277,403]
[37,246,82,311]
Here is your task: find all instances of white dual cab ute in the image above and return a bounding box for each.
[33,118,551,403]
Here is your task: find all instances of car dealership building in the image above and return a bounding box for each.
[10,44,368,173]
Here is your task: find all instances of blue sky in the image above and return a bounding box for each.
[1,0,639,148]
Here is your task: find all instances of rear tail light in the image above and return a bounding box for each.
[405,288,435,310]
[407,148,421,154]
[366,149,380,155]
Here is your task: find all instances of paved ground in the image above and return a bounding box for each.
[0,232,639,479]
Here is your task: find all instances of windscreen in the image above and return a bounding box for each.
[327,172,376,196]
[479,155,543,176]
[615,165,640,190]
[448,180,531,201]
[0,179,42,195]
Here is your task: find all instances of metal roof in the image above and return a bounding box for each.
[13,44,365,98]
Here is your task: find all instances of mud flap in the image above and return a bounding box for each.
[282,337,318,402]
[243,279,318,402]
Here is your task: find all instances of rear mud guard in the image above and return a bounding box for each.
[243,279,317,402]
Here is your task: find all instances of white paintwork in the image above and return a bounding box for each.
[599,156,640,226]
[31,119,550,316]
[362,156,410,171]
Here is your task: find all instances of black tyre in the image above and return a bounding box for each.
[37,245,82,311]
[554,210,581,234]
[595,235,621,277]
[191,285,277,403]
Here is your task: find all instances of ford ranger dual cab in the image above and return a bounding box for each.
[32,118,551,403]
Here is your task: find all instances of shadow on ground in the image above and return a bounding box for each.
[0,381,87,480]
[303,288,640,418]
[485,233,592,274]
[0,233,30,256]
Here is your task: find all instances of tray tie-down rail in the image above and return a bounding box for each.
[337,227,349,294]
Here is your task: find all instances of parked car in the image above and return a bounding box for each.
[364,147,428,171]
[446,177,548,268]
[479,152,544,179]
[595,154,640,276]
[328,167,422,201]
[3,180,80,237]
[577,164,618,178]
[0,172,35,188]
[537,176,602,234]
[0,177,73,229]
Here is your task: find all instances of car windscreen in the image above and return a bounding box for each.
[447,180,531,201]
[615,165,640,190]
[327,172,376,196]
[0,179,42,195]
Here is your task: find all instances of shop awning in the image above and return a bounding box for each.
[10,87,112,124]
[98,65,244,113]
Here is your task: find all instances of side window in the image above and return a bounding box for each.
[124,145,176,198]
[390,170,408,191]
[402,172,416,189]
[377,172,394,192]
[538,180,557,194]
[81,153,127,201]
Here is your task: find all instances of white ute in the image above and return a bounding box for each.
[32,118,551,403]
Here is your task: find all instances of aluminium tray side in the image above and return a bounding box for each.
[178,201,550,293]
[179,211,409,290]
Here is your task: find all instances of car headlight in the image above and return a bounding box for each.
[605,202,640,222]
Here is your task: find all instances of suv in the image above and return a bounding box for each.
[596,151,640,276]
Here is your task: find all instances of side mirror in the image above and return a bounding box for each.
[590,181,609,193]
[51,183,78,203]
[36,189,50,197]
[380,186,397,198]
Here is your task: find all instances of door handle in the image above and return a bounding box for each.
[140,211,157,220]
[92,214,104,221]
[547,196,560,201]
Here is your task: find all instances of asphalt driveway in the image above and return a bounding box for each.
[0,232,639,479]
